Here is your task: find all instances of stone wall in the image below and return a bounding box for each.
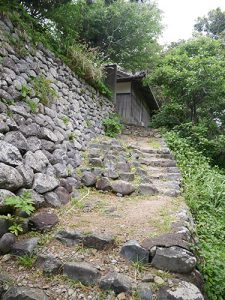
[0,15,114,208]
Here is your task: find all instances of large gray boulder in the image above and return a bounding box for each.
[0,233,16,254]
[0,141,22,166]
[120,240,149,263]
[24,150,49,173]
[151,246,196,274]
[111,180,135,195]
[0,163,24,191]
[96,177,112,191]
[0,219,12,238]
[157,280,204,300]
[2,286,49,300]
[4,131,28,154]
[28,212,59,232]
[11,237,39,256]
[63,262,101,285]
[81,172,97,187]
[16,165,34,189]
[33,173,59,194]
[99,271,132,295]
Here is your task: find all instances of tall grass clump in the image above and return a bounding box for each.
[165,131,225,300]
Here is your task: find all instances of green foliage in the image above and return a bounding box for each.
[194,7,225,39]
[62,116,70,125]
[20,84,31,99]
[26,99,39,113]
[68,132,76,141]
[5,191,35,216]
[8,224,23,236]
[32,75,57,105]
[48,0,162,71]
[165,131,225,300]
[147,37,225,126]
[103,114,123,137]
[1,3,111,98]
[17,254,37,268]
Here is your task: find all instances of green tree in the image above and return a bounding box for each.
[19,0,71,19]
[146,37,225,126]
[194,7,225,39]
[49,0,163,71]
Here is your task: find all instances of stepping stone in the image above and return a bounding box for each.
[83,233,115,250]
[2,287,49,300]
[151,246,196,274]
[120,240,149,264]
[116,162,131,172]
[157,280,204,300]
[63,262,100,285]
[111,180,135,195]
[55,229,83,246]
[138,183,158,195]
[28,212,59,233]
[11,237,39,256]
[99,271,132,295]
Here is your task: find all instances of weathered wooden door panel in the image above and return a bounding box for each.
[116,94,132,124]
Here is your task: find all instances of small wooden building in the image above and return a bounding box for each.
[105,65,159,127]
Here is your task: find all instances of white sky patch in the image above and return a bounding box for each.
[156,0,225,45]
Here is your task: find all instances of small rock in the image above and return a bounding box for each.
[16,166,34,189]
[154,276,165,285]
[36,255,62,276]
[119,173,135,182]
[0,233,16,254]
[0,163,24,191]
[142,274,154,283]
[120,240,149,263]
[157,280,204,300]
[0,141,22,166]
[151,246,196,274]
[11,237,39,256]
[4,131,28,154]
[33,173,59,194]
[89,157,103,167]
[137,283,153,300]
[99,271,132,295]
[111,180,135,195]
[28,212,59,232]
[81,172,97,187]
[2,286,49,300]
[0,189,15,214]
[83,233,115,250]
[55,229,83,246]
[24,150,49,173]
[96,177,112,191]
[139,184,159,195]
[63,262,101,285]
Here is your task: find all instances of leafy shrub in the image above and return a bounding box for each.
[3,191,35,236]
[165,131,225,300]
[103,114,123,137]
[32,75,57,106]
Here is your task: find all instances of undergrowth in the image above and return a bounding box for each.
[0,1,112,99]
[165,131,225,300]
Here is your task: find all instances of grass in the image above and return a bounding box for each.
[17,254,37,268]
[165,131,225,300]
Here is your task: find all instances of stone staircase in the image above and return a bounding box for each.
[0,130,205,300]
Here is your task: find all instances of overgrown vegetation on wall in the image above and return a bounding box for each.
[165,131,225,300]
[0,0,112,98]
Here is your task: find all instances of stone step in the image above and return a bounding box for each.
[140,158,177,168]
